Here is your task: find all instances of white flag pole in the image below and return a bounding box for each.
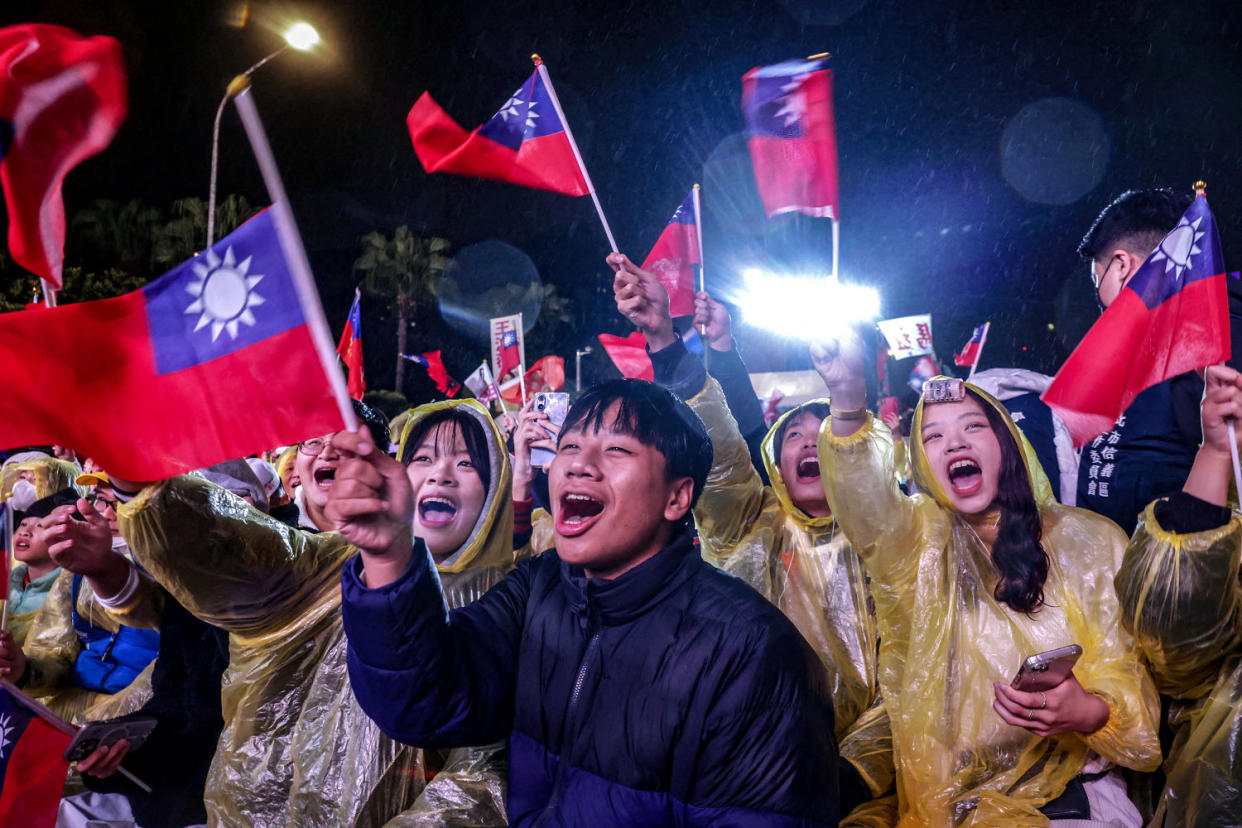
[691,183,708,344]
[966,321,990,382]
[484,361,510,414]
[1,503,10,631]
[533,55,618,253]
[830,218,840,284]
[229,77,357,433]
[41,280,58,308]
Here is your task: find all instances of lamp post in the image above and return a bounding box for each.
[575,346,592,392]
[206,22,320,248]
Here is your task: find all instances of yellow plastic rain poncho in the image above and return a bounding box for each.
[111,399,513,827]
[1114,502,1242,826]
[818,383,1161,826]
[681,379,894,820]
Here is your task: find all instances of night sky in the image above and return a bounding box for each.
[5,0,1242,394]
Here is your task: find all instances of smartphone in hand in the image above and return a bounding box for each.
[1011,644,1083,693]
[530,392,570,468]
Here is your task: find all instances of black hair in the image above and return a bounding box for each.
[20,487,80,523]
[1077,188,1191,262]
[970,389,1050,614]
[399,408,492,494]
[559,379,712,512]
[773,402,831,460]
[352,399,390,450]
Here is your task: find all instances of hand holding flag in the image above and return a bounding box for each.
[641,189,702,318]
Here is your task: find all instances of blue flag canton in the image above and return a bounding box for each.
[0,689,37,780]
[1127,197,1226,311]
[345,295,362,335]
[143,210,307,375]
[501,329,518,348]
[479,70,565,151]
[669,193,696,226]
[744,59,827,140]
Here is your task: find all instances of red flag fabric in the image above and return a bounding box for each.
[953,323,989,369]
[641,191,700,317]
[406,350,461,397]
[1043,194,1231,447]
[741,57,838,219]
[597,332,653,382]
[0,25,127,289]
[500,355,566,404]
[407,63,589,197]
[0,208,346,480]
[336,288,364,400]
[490,314,524,380]
[0,685,73,827]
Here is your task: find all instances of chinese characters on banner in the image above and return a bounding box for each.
[1083,414,1124,499]
[877,314,934,360]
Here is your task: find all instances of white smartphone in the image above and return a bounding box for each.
[530,392,570,468]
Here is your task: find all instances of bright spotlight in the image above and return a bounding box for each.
[738,270,880,341]
[283,22,320,51]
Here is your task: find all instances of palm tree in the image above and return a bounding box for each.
[353,228,451,395]
[152,195,256,270]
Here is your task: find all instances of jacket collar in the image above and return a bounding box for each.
[559,526,701,626]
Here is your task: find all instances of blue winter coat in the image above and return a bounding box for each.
[342,529,841,826]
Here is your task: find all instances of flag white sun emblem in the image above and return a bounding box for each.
[184,246,266,341]
[1149,215,1205,280]
[0,712,13,759]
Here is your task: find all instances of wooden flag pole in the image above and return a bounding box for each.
[533,54,619,252]
[229,77,358,433]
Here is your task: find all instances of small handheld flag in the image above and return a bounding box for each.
[403,350,461,397]
[877,314,934,360]
[953,322,990,379]
[641,189,701,318]
[0,681,73,826]
[598,332,654,382]
[336,289,365,400]
[0,25,127,298]
[1043,186,1231,447]
[907,355,939,394]
[490,314,525,380]
[499,355,566,405]
[406,55,618,251]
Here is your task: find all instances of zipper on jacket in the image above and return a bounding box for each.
[534,623,601,827]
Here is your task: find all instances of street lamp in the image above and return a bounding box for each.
[575,346,593,392]
[206,22,321,247]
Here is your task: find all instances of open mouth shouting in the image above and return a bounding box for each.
[417,494,459,529]
[556,491,605,536]
[13,533,31,555]
[946,457,983,497]
[795,455,820,482]
[311,465,336,493]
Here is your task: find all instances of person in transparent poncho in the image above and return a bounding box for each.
[812,331,1160,826]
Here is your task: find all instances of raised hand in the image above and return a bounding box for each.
[45,501,117,578]
[1182,364,1242,507]
[809,329,867,398]
[992,674,1110,738]
[608,252,676,350]
[324,428,415,588]
[693,292,732,351]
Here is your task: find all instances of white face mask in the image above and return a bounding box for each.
[9,479,38,511]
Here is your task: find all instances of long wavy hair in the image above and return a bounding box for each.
[974,390,1050,614]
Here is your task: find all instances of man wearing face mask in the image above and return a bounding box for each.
[1073,188,1240,533]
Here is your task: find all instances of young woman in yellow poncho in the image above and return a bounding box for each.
[811,333,1160,826]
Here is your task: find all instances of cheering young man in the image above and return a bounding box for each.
[336,379,841,826]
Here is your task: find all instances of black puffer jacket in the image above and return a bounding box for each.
[343,529,840,826]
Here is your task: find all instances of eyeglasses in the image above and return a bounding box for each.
[298,436,339,457]
[86,493,119,511]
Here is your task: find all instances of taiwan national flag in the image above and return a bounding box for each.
[491,314,524,379]
[954,322,989,368]
[741,56,839,219]
[407,60,589,196]
[336,288,365,400]
[405,350,461,397]
[0,24,127,289]
[0,684,72,827]
[641,190,700,317]
[598,332,654,382]
[0,207,348,480]
[1043,194,1231,447]
[908,355,938,394]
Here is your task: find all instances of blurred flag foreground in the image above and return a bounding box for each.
[0,682,72,827]
[0,209,346,480]
[0,24,127,290]
[641,190,701,318]
[407,61,589,196]
[1043,193,1230,447]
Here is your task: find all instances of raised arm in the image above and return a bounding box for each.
[330,428,528,746]
[609,253,769,552]
[1116,365,1242,698]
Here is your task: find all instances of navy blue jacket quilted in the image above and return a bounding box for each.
[342,529,840,826]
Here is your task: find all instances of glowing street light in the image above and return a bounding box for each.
[207,21,321,247]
